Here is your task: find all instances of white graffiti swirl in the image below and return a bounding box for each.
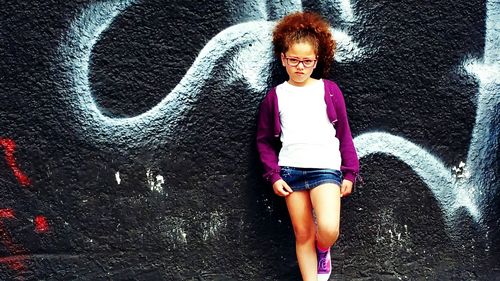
[58,0,366,148]
[355,0,499,226]
[57,0,498,227]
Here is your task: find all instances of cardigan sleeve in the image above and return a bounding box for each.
[256,90,282,184]
[330,82,360,183]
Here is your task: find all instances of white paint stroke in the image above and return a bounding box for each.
[354,132,480,223]
[462,0,499,218]
[339,0,356,21]
[333,28,368,62]
[58,0,275,147]
[146,169,165,194]
[115,171,121,185]
[227,0,303,22]
[319,0,357,23]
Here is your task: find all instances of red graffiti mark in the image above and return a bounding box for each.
[0,138,31,186]
[0,139,49,279]
[34,215,49,233]
[0,208,28,274]
[0,209,15,219]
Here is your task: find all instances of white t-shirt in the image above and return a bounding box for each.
[276,79,341,170]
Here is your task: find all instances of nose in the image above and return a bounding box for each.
[296,61,305,69]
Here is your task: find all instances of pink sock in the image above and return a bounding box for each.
[316,242,329,253]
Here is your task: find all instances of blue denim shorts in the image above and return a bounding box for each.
[280,166,343,192]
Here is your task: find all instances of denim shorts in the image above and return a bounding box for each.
[280,166,343,192]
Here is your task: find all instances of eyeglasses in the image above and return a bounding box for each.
[283,56,317,68]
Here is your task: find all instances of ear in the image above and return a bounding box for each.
[281,53,287,67]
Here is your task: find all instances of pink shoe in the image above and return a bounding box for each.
[317,247,332,281]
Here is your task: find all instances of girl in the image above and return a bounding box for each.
[256,12,359,281]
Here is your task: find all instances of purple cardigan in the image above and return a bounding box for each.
[256,79,359,184]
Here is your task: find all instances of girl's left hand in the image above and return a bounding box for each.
[340,179,353,197]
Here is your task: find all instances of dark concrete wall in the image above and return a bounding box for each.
[0,0,499,280]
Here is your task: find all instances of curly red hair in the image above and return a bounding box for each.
[272,12,335,78]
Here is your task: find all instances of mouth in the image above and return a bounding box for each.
[295,72,304,75]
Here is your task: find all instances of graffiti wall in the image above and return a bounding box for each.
[1,0,498,280]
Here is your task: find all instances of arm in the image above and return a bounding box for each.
[256,91,282,185]
[331,83,360,184]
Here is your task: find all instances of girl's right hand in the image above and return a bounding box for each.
[272,179,293,197]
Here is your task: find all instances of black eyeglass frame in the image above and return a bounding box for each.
[282,55,318,68]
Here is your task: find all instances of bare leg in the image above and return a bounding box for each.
[310,183,341,250]
[285,190,317,281]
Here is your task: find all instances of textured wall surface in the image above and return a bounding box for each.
[0,0,499,280]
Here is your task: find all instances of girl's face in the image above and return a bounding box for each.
[281,41,317,87]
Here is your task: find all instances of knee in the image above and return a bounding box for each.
[293,225,315,244]
[317,223,340,244]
